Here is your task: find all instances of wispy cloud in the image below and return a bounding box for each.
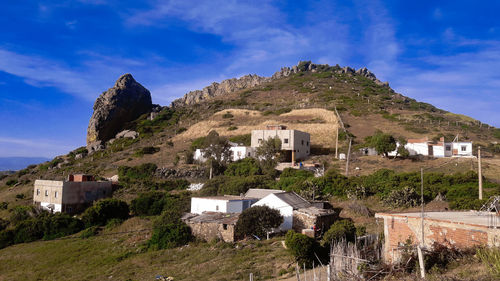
[0,136,75,158]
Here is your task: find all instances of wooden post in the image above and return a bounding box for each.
[345,138,352,177]
[249,273,253,281]
[292,150,296,166]
[304,263,307,281]
[335,127,339,159]
[417,246,426,279]
[479,146,483,200]
[420,168,425,247]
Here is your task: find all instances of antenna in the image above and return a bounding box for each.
[452,134,459,142]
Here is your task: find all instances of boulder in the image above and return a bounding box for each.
[86,74,152,149]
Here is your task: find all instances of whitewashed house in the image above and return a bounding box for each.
[252,192,311,231]
[190,196,257,215]
[388,137,473,158]
[244,188,285,199]
[193,141,256,163]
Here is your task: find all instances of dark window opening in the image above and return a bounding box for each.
[223,224,228,230]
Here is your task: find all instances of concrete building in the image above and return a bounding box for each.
[190,196,257,215]
[182,212,240,242]
[193,141,256,163]
[251,125,310,163]
[33,174,112,214]
[244,188,285,199]
[375,211,500,263]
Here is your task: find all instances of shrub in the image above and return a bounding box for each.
[222,112,234,119]
[235,206,283,238]
[118,163,157,188]
[6,179,18,186]
[148,211,192,250]
[134,146,160,157]
[364,131,396,157]
[0,218,8,231]
[15,193,25,200]
[477,247,500,278]
[9,206,35,225]
[156,179,190,191]
[81,199,129,227]
[131,192,191,217]
[227,126,238,131]
[321,220,356,246]
[382,187,420,208]
[0,202,7,210]
[229,134,251,146]
[0,230,14,249]
[80,226,99,239]
[13,212,84,243]
[224,158,262,177]
[449,198,486,210]
[285,230,315,264]
[176,127,187,134]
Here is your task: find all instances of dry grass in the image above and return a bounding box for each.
[174,108,339,148]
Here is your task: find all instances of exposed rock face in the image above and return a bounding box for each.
[172,74,270,107]
[87,74,152,150]
[172,61,390,106]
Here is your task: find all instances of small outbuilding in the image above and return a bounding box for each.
[182,212,239,242]
[190,196,257,215]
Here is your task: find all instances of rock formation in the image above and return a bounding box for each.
[86,74,152,151]
[172,61,390,106]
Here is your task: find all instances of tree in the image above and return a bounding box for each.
[235,205,283,238]
[202,130,231,176]
[224,158,262,177]
[365,131,396,157]
[81,199,129,227]
[285,230,315,264]
[395,137,410,158]
[256,136,283,171]
[148,211,191,250]
[321,220,356,246]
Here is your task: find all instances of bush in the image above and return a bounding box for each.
[80,226,99,239]
[6,179,18,186]
[382,187,420,208]
[449,198,486,210]
[0,230,14,249]
[229,134,251,146]
[0,218,8,231]
[9,206,35,225]
[15,193,25,200]
[321,220,356,246]
[12,212,84,243]
[477,247,500,278]
[134,146,160,157]
[224,158,262,177]
[118,163,158,188]
[81,199,129,227]
[227,126,238,131]
[131,192,191,217]
[148,211,192,250]
[222,112,234,119]
[235,206,283,238]
[156,179,190,191]
[285,230,315,263]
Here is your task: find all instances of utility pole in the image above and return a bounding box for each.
[419,167,426,279]
[335,127,339,159]
[478,146,483,200]
[345,138,352,177]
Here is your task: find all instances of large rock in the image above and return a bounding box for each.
[86,74,152,150]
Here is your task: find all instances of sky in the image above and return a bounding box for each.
[1,0,499,158]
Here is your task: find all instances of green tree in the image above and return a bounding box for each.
[148,211,192,250]
[81,199,129,227]
[202,131,231,175]
[285,230,315,264]
[365,131,396,157]
[256,136,283,171]
[224,158,262,177]
[235,206,283,238]
[321,220,356,246]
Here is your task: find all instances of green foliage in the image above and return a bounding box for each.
[118,163,157,188]
[285,230,315,264]
[274,168,315,193]
[0,230,14,249]
[6,179,18,186]
[235,206,283,238]
[201,131,231,170]
[190,136,206,150]
[0,202,8,210]
[80,226,99,239]
[15,193,25,199]
[222,112,234,119]
[256,136,283,171]
[134,146,160,157]
[200,175,273,196]
[148,211,192,250]
[227,126,238,131]
[449,198,486,210]
[262,108,292,116]
[9,206,35,225]
[382,187,420,208]
[130,191,190,216]
[81,199,129,227]
[228,134,251,146]
[176,127,187,134]
[319,169,352,197]
[321,220,356,246]
[135,107,189,137]
[477,247,500,278]
[0,218,9,231]
[155,179,190,191]
[493,129,500,139]
[224,158,262,177]
[364,131,396,157]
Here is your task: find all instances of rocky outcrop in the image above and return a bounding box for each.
[172,61,390,106]
[172,74,270,107]
[155,167,206,179]
[87,74,152,151]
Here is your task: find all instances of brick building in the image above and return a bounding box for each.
[376,211,500,263]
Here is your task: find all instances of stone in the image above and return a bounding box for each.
[86,74,152,148]
[115,130,138,139]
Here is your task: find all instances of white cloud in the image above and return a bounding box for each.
[0,136,76,158]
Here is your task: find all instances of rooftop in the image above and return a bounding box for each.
[273,192,311,209]
[375,211,499,228]
[244,188,285,199]
[182,212,240,225]
[193,195,256,201]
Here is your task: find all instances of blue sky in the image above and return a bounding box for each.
[1,0,499,158]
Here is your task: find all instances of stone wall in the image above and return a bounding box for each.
[186,221,236,243]
[292,210,337,233]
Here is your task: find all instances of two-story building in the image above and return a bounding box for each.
[33,174,112,214]
[251,125,311,163]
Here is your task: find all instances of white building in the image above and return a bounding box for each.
[388,137,473,158]
[252,192,311,231]
[193,142,256,163]
[190,196,257,215]
[244,188,285,199]
[251,125,311,163]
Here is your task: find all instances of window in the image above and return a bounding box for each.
[307,141,309,146]
[54,191,58,198]
[36,189,40,196]
[446,145,451,151]
[461,145,467,152]
[247,152,251,156]
[45,190,49,197]
[216,205,219,211]
[284,138,289,144]
[258,138,262,144]
[301,140,304,145]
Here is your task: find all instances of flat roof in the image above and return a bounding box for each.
[375,211,498,228]
[192,195,256,201]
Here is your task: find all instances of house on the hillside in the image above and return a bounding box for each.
[386,137,473,158]
[253,191,336,232]
[33,174,112,214]
[182,212,240,242]
[190,195,257,214]
[251,125,310,163]
[193,141,256,163]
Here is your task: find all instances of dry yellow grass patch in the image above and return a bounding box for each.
[174,108,339,148]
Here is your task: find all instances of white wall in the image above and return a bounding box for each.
[406,142,429,156]
[194,147,255,163]
[432,145,445,157]
[190,198,228,214]
[40,202,62,213]
[253,194,293,231]
[452,142,473,156]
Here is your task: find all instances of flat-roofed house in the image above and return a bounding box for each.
[33,174,112,214]
[251,125,310,163]
[190,196,258,214]
[244,188,285,199]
